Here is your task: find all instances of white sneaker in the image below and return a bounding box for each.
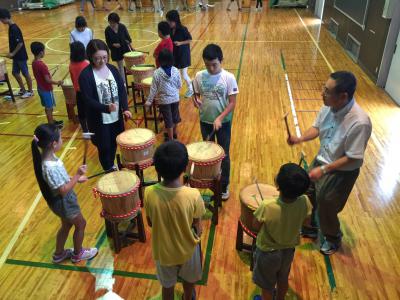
[71,248,98,263]
[21,91,34,99]
[221,190,230,201]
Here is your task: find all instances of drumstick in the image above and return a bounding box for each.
[191,82,201,108]
[88,170,108,179]
[284,112,291,138]
[60,70,70,82]
[128,44,150,55]
[206,129,215,141]
[254,178,264,205]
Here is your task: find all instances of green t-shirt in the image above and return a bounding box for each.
[254,195,312,252]
[193,69,239,124]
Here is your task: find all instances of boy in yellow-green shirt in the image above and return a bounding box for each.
[252,163,312,300]
[144,141,206,300]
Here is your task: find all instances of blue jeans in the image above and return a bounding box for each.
[200,121,231,191]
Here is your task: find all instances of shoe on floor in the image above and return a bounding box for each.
[71,248,98,263]
[184,89,194,98]
[21,91,34,99]
[320,239,340,255]
[52,248,74,263]
[300,226,318,239]
[13,89,24,97]
[221,190,230,201]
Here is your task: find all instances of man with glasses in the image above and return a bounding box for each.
[287,71,372,255]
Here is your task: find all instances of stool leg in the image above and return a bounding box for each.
[143,101,148,128]
[105,219,113,238]
[250,238,256,271]
[137,212,146,242]
[236,221,244,251]
[153,103,159,134]
[132,85,138,113]
[212,178,220,225]
[112,221,121,253]
[66,103,76,121]
[125,68,129,95]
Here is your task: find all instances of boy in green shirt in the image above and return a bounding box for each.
[144,141,206,300]
[252,163,312,300]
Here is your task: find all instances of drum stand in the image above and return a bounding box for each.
[116,155,161,206]
[103,211,146,254]
[184,176,222,225]
[0,73,15,102]
[143,100,163,134]
[236,220,257,270]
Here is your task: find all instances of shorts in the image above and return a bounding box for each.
[12,60,29,76]
[156,244,202,288]
[38,89,56,109]
[252,247,295,292]
[49,191,81,220]
[158,102,181,129]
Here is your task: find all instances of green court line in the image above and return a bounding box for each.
[280,50,287,72]
[300,156,337,291]
[5,223,217,286]
[236,12,250,82]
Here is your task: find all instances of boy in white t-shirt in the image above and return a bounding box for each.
[193,44,239,200]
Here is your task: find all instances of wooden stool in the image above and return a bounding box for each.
[185,176,222,225]
[236,220,257,270]
[0,73,15,102]
[131,82,146,114]
[102,207,146,254]
[143,100,162,134]
[116,156,161,205]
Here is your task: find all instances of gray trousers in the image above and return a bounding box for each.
[307,159,359,243]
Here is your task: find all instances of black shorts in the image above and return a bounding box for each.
[159,102,181,129]
[252,247,295,292]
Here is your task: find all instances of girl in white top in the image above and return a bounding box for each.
[70,16,93,49]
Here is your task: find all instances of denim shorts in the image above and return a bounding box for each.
[12,60,29,76]
[49,191,81,220]
[38,89,56,109]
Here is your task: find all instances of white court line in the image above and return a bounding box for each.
[0,126,80,270]
[295,9,334,73]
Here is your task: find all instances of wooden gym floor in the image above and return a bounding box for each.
[0,2,399,299]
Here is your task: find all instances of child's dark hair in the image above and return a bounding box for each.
[166,10,182,27]
[31,124,61,204]
[75,16,87,28]
[158,21,171,37]
[30,42,45,56]
[0,8,11,19]
[158,49,174,68]
[276,163,310,199]
[70,41,86,62]
[86,39,110,65]
[108,12,120,24]
[202,44,223,62]
[153,141,188,181]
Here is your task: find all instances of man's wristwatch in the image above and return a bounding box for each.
[320,165,328,175]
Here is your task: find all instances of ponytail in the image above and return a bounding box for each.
[31,124,61,205]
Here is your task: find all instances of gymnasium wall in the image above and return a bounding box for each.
[2,0,20,10]
[322,0,391,81]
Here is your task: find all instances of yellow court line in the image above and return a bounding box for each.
[294,9,334,72]
[0,126,81,270]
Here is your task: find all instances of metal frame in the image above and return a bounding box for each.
[334,0,370,30]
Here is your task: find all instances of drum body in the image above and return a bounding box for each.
[0,59,6,81]
[186,142,225,181]
[116,128,156,167]
[131,65,154,84]
[239,183,279,233]
[61,79,76,105]
[95,171,141,217]
[123,51,146,70]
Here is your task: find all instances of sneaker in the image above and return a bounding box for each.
[184,89,194,98]
[300,226,318,239]
[221,190,230,201]
[105,165,118,173]
[13,89,24,97]
[159,10,164,17]
[320,239,340,255]
[52,248,73,263]
[21,91,34,99]
[54,120,64,129]
[71,248,98,263]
